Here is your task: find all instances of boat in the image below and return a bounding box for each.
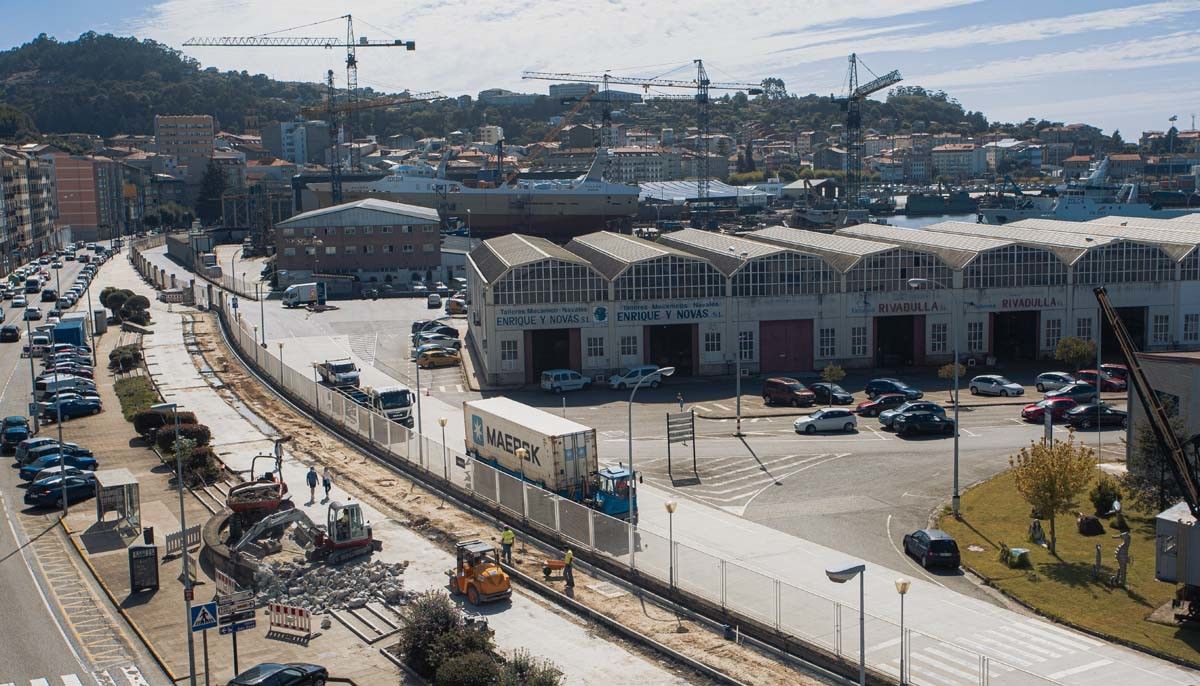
[903,188,978,216]
[979,158,1200,224]
[303,150,639,240]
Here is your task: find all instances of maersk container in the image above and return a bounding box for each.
[463,397,597,495]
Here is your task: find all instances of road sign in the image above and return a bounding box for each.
[184,586,193,602]
[231,296,239,310]
[217,590,254,617]
[190,602,218,632]
[28,402,36,416]
[219,619,256,635]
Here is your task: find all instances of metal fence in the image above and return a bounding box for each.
[127,238,1063,686]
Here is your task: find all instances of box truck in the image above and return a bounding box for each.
[281,282,326,308]
[463,397,633,519]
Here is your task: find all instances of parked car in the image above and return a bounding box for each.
[1,415,30,452]
[855,393,908,417]
[19,440,91,465]
[879,401,946,429]
[607,365,666,390]
[409,343,454,361]
[45,366,93,380]
[894,412,956,437]
[864,378,922,400]
[761,377,816,407]
[1074,369,1126,392]
[540,369,591,393]
[23,474,97,508]
[903,529,961,569]
[30,464,94,484]
[809,382,854,405]
[24,306,41,320]
[968,375,1024,397]
[1100,363,1129,381]
[12,295,27,307]
[1034,372,1075,392]
[0,324,20,342]
[793,408,857,434]
[20,453,99,481]
[48,352,93,366]
[415,349,460,369]
[414,333,462,350]
[41,391,103,406]
[227,662,328,686]
[1020,397,1078,423]
[1065,404,1128,430]
[40,396,102,421]
[426,293,442,309]
[1045,383,1099,404]
[411,325,459,343]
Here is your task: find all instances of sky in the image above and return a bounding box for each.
[4,0,1200,137]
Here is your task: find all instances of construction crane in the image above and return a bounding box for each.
[185,15,416,202]
[831,54,901,210]
[523,61,762,229]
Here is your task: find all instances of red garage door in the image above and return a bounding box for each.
[759,320,814,373]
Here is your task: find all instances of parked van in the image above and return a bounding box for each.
[444,298,468,315]
[426,293,442,309]
[34,374,96,401]
[540,369,591,393]
[761,377,816,407]
[28,334,50,357]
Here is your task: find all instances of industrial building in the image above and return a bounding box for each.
[466,216,1200,385]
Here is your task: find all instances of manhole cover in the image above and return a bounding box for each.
[586,581,627,599]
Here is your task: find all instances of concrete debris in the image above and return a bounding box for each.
[253,557,412,615]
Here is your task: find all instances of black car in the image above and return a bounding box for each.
[40,288,58,302]
[1065,404,1128,430]
[0,324,20,342]
[903,529,960,569]
[894,412,956,437]
[864,378,923,400]
[228,662,328,686]
[810,382,854,405]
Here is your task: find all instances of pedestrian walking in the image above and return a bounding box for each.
[306,466,318,504]
[322,467,333,503]
[676,392,684,412]
[563,548,575,588]
[501,527,515,564]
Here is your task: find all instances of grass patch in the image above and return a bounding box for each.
[114,375,158,421]
[940,469,1200,666]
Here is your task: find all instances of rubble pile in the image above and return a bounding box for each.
[254,557,413,614]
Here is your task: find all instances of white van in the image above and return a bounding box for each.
[28,334,50,357]
[540,369,591,393]
[34,374,96,401]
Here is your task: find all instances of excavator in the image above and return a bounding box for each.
[232,500,382,565]
[1094,287,1200,620]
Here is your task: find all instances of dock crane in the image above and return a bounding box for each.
[523,61,762,229]
[831,54,901,210]
[1094,286,1200,619]
[185,14,416,203]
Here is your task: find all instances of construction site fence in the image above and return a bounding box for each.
[126,238,1063,686]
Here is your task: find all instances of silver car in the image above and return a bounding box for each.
[1034,372,1075,393]
[969,375,1024,397]
[793,408,858,434]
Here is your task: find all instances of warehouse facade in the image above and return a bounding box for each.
[466,217,1200,386]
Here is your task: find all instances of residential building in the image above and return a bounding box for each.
[559,124,601,149]
[212,149,247,191]
[1062,155,1093,179]
[681,151,728,182]
[45,153,125,241]
[154,114,215,184]
[1108,153,1145,179]
[477,89,538,107]
[262,120,330,165]
[478,125,505,145]
[0,146,55,265]
[607,147,681,183]
[930,143,986,180]
[813,146,847,172]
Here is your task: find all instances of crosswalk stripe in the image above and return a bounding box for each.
[1,681,14,686]
[1047,659,1113,680]
[1024,620,1104,647]
[712,403,731,411]
[912,652,977,682]
[455,384,464,393]
[62,676,84,686]
[30,679,49,686]
[983,629,1061,658]
[956,637,1037,667]
[904,661,963,686]
[995,623,1084,653]
[119,665,149,686]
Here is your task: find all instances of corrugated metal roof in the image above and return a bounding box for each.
[921,221,1101,264]
[837,223,1008,270]
[469,234,592,282]
[276,197,439,227]
[639,180,770,202]
[1090,216,1200,232]
[658,228,785,276]
[747,226,894,272]
[1008,218,1196,261]
[566,231,705,279]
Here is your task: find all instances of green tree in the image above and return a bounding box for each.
[1123,408,1189,511]
[744,139,756,172]
[105,288,132,320]
[1054,336,1096,371]
[760,77,787,100]
[1010,437,1095,554]
[820,364,846,406]
[500,649,563,686]
[195,158,226,226]
[938,362,966,403]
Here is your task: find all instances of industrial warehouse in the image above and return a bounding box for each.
[466,216,1200,385]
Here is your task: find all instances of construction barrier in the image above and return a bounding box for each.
[268,602,311,636]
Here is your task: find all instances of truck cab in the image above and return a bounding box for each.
[590,467,635,519]
[368,385,414,426]
[317,358,360,387]
[281,282,326,308]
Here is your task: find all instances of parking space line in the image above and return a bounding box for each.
[712,403,732,412]
[690,405,712,413]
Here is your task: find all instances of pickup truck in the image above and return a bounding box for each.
[315,358,361,387]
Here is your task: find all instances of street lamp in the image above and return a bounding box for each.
[627,366,674,544]
[277,341,284,381]
[665,500,678,591]
[907,277,961,518]
[895,578,911,685]
[826,561,867,686]
[438,417,449,480]
[727,247,749,437]
[151,401,197,686]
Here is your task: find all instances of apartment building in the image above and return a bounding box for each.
[46,153,124,241]
[931,143,986,180]
[154,114,214,184]
[262,120,330,165]
[0,146,55,266]
[607,147,681,183]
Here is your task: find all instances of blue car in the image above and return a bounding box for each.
[40,397,102,422]
[23,473,96,508]
[2,415,30,452]
[20,453,99,481]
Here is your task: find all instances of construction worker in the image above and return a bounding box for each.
[306,466,318,504]
[563,548,575,588]
[501,527,515,564]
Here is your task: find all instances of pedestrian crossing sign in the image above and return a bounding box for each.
[190,601,218,632]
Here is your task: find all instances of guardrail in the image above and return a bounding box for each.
[268,602,312,637]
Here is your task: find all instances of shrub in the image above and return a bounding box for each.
[435,652,499,686]
[398,592,463,677]
[132,409,197,436]
[156,423,211,451]
[500,649,563,686]
[1055,336,1096,371]
[428,626,496,678]
[114,376,158,421]
[106,289,132,320]
[1089,473,1123,516]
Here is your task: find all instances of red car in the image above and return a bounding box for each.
[1021,397,1078,423]
[1075,369,1126,392]
[855,393,908,417]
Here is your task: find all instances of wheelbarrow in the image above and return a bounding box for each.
[541,558,566,580]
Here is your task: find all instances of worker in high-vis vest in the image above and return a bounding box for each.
[501,527,515,564]
[563,548,575,587]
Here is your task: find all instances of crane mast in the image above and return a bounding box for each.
[832,54,901,210]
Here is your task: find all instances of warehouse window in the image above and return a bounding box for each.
[493,259,607,305]
[384,245,394,253]
[704,332,721,353]
[612,255,724,301]
[1182,251,1200,281]
[586,336,605,359]
[620,335,638,357]
[732,252,839,296]
[967,321,984,352]
[1153,314,1170,345]
[283,247,296,257]
[1044,318,1062,351]
[1076,317,1092,341]
[1074,241,1174,285]
[325,246,336,255]
[819,328,836,358]
[851,326,867,357]
[365,245,375,254]
[500,340,518,371]
[402,245,414,253]
[344,245,357,255]
[931,323,947,353]
[964,245,1066,288]
[738,330,753,361]
[1185,314,1199,343]
[846,248,951,293]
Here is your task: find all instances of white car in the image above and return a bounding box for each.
[793,408,858,434]
[12,295,27,308]
[607,365,664,390]
[969,375,1024,397]
[1034,372,1075,393]
[540,369,591,393]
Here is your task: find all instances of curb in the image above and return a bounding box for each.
[377,647,428,685]
[60,517,182,683]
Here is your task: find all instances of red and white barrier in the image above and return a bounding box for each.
[268,602,311,636]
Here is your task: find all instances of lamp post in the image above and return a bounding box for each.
[665,500,678,592]
[907,277,961,518]
[151,401,197,686]
[230,246,239,293]
[277,341,284,381]
[255,282,266,347]
[826,561,867,686]
[438,417,449,480]
[895,578,911,685]
[466,209,472,241]
[727,247,749,436]
[24,306,39,433]
[627,365,675,562]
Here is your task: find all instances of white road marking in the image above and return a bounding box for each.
[31,679,49,686]
[712,403,732,412]
[691,405,712,413]
[1024,620,1103,647]
[866,637,901,653]
[62,676,85,686]
[885,514,948,589]
[455,384,464,393]
[912,651,977,681]
[1047,659,1113,680]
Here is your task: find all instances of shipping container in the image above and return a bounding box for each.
[463,397,596,494]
